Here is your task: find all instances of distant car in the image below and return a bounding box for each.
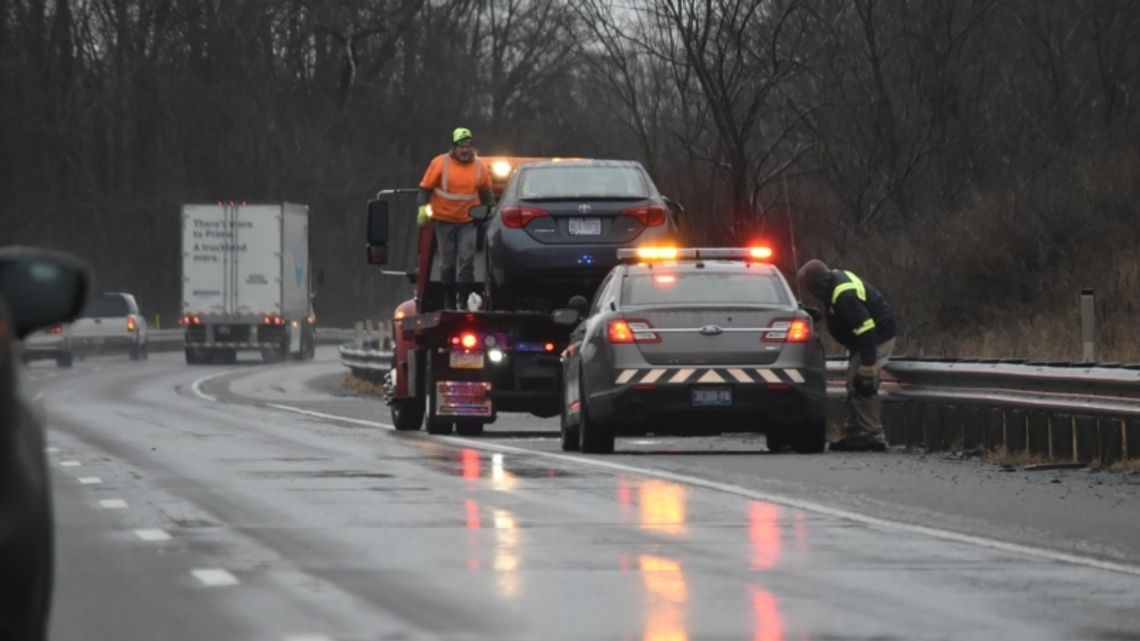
[0,246,90,640]
[72,292,148,360]
[560,247,827,454]
[484,159,681,311]
[21,322,74,368]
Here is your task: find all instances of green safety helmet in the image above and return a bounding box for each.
[452,127,474,144]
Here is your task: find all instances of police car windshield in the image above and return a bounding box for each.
[622,271,790,306]
[519,166,649,200]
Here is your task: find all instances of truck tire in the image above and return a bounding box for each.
[455,421,484,437]
[578,378,614,454]
[765,429,790,453]
[185,348,201,365]
[390,398,424,431]
[129,343,141,361]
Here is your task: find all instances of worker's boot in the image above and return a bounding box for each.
[443,285,457,311]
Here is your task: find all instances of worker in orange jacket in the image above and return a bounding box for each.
[417,127,494,311]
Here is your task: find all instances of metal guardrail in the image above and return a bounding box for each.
[827,358,1140,464]
[145,327,358,353]
[338,344,393,382]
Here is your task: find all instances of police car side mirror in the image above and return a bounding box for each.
[551,308,581,327]
[468,204,491,222]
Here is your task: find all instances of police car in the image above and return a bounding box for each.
[560,247,827,454]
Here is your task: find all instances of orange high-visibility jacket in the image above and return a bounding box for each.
[419,153,491,223]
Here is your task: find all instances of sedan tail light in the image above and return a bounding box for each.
[500,206,550,229]
[762,319,811,343]
[607,319,661,344]
[621,205,668,227]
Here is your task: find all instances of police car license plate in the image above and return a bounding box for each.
[568,218,602,235]
[691,386,733,407]
[450,351,485,369]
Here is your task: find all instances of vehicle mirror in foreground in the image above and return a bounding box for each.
[551,308,581,327]
[567,295,590,316]
[0,247,90,339]
[468,204,491,222]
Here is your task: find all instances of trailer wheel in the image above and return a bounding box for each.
[390,398,424,431]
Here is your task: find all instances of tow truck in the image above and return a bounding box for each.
[364,157,587,436]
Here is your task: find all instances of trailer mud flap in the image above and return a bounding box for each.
[436,381,493,417]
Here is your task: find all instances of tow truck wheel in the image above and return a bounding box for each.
[455,421,483,436]
[790,418,826,454]
[578,379,614,454]
[390,398,424,431]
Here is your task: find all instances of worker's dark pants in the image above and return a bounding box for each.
[435,221,477,286]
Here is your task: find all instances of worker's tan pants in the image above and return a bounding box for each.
[844,338,896,442]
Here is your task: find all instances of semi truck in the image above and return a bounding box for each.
[181,202,316,364]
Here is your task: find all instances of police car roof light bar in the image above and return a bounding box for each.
[617,247,774,263]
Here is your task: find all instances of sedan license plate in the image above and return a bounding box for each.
[450,351,485,369]
[568,217,602,236]
[691,386,733,407]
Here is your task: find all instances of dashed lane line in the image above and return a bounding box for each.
[60,460,82,467]
[78,477,103,485]
[192,569,240,587]
[98,499,128,509]
[265,401,1140,578]
[133,529,172,542]
[190,372,224,403]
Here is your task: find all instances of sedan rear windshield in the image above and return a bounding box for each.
[622,272,790,307]
[518,166,650,200]
[81,295,130,318]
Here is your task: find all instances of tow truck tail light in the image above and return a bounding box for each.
[500,206,550,229]
[607,319,661,344]
[127,316,137,333]
[763,319,811,343]
[621,205,668,227]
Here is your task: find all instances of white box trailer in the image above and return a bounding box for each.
[181,202,315,364]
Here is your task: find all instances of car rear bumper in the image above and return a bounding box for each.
[587,378,826,435]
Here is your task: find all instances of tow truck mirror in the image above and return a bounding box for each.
[468,204,491,222]
[551,308,581,326]
[367,200,389,244]
[366,200,390,266]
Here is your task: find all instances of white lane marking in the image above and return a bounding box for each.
[727,368,752,383]
[190,372,225,403]
[78,477,103,485]
[756,369,781,384]
[642,369,666,384]
[134,529,172,542]
[60,460,82,467]
[99,499,128,509]
[192,569,240,587]
[785,369,805,383]
[286,636,334,641]
[265,402,1140,578]
[668,368,694,384]
[45,447,59,454]
[615,370,637,385]
[697,369,725,384]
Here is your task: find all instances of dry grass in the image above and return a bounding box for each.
[1109,459,1140,472]
[342,373,386,398]
[982,446,1050,467]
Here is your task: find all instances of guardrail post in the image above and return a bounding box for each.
[354,321,364,349]
[1081,289,1096,361]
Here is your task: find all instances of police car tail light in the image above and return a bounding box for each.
[763,319,810,343]
[621,205,668,227]
[607,319,660,344]
[500,206,550,229]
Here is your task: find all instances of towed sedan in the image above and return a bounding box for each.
[484,159,680,312]
[560,247,827,454]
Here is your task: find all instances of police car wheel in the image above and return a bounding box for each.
[560,392,580,452]
[790,418,826,454]
[578,379,614,454]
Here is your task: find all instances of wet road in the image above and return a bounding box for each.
[27,347,1140,641]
